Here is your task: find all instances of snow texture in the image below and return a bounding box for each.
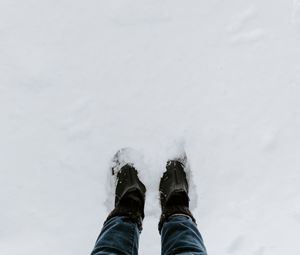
[0,0,300,254]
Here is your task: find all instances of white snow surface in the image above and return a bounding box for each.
[1,0,300,254]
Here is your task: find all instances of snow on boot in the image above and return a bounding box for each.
[106,148,146,230]
[158,153,195,232]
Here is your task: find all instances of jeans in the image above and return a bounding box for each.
[91,215,207,255]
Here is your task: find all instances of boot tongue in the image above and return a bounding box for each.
[120,191,143,205]
[106,190,145,230]
[166,191,189,208]
[119,191,145,218]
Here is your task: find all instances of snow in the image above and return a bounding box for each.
[1,0,300,254]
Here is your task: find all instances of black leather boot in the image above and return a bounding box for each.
[106,149,146,230]
[159,156,195,233]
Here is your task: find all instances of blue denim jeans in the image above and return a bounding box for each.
[91,215,207,255]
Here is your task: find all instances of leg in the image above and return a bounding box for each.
[91,148,146,255]
[161,215,207,255]
[91,216,140,255]
[159,153,207,255]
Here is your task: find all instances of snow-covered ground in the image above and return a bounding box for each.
[1,0,300,254]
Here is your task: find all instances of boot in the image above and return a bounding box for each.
[106,148,146,230]
[158,154,195,232]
